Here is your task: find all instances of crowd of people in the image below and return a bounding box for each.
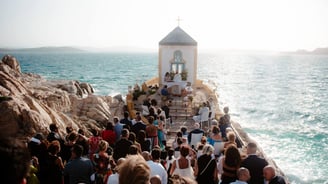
[0,102,287,184]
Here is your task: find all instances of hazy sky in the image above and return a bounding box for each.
[1,0,327,51]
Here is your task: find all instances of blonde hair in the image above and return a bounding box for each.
[118,154,150,184]
[98,140,109,152]
[227,131,236,142]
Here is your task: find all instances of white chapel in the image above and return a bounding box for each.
[158,26,198,93]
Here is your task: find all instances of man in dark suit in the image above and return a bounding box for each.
[113,129,133,161]
[263,165,286,184]
[241,142,268,184]
[131,115,146,136]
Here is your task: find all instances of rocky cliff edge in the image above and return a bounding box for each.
[0,55,123,140]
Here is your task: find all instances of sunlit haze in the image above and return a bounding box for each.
[1,0,327,52]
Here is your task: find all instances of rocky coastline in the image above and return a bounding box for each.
[0,55,123,140]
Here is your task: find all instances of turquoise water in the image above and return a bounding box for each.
[2,52,328,184]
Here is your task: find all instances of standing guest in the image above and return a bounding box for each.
[170,145,196,180]
[113,129,133,161]
[114,116,124,142]
[131,115,147,136]
[91,140,112,184]
[88,128,102,160]
[157,115,166,149]
[263,165,286,184]
[120,111,133,130]
[0,136,31,184]
[137,130,151,152]
[143,148,168,184]
[218,145,242,184]
[76,129,90,156]
[195,145,218,184]
[64,144,94,184]
[146,116,159,149]
[241,142,268,184]
[107,158,126,184]
[161,101,170,122]
[219,106,231,140]
[61,131,78,164]
[39,140,64,184]
[128,131,141,153]
[118,154,151,184]
[101,121,116,147]
[47,123,65,147]
[166,147,176,177]
[230,167,251,184]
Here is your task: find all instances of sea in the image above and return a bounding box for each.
[1,52,327,184]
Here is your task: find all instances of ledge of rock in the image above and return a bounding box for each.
[0,55,123,140]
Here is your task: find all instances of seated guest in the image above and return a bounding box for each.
[263,165,286,184]
[161,85,171,99]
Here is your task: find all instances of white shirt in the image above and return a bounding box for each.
[230,180,248,184]
[147,160,168,184]
[107,173,119,184]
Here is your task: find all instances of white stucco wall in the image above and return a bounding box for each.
[159,45,197,86]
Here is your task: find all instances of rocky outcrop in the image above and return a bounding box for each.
[0,55,123,140]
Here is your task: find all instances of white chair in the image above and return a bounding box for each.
[213,141,224,157]
[141,105,149,116]
[189,132,203,149]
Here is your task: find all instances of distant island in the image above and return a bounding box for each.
[285,47,328,55]
[0,46,85,53]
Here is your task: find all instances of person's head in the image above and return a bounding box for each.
[151,148,161,160]
[71,144,84,158]
[263,165,277,181]
[129,144,139,155]
[246,142,257,154]
[148,116,154,124]
[223,106,229,114]
[160,150,167,160]
[124,111,129,118]
[202,144,214,156]
[237,167,251,182]
[164,85,168,88]
[48,140,61,155]
[98,140,109,152]
[106,121,114,130]
[129,132,137,143]
[118,154,151,184]
[150,175,161,184]
[91,128,99,136]
[194,123,200,129]
[0,136,31,184]
[67,131,78,143]
[227,131,236,142]
[224,145,241,167]
[212,126,220,134]
[49,123,59,132]
[176,137,183,146]
[114,157,126,173]
[200,136,207,145]
[137,130,147,142]
[180,145,190,157]
[180,126,187,134]
[142,151,151,161]
[78,128,85,135]
[176,131,182,138]
[121,128,130,139]
[114,116,120,124]
[211,119,218,127]
[66,126,73,134]
[151,99,157,106]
